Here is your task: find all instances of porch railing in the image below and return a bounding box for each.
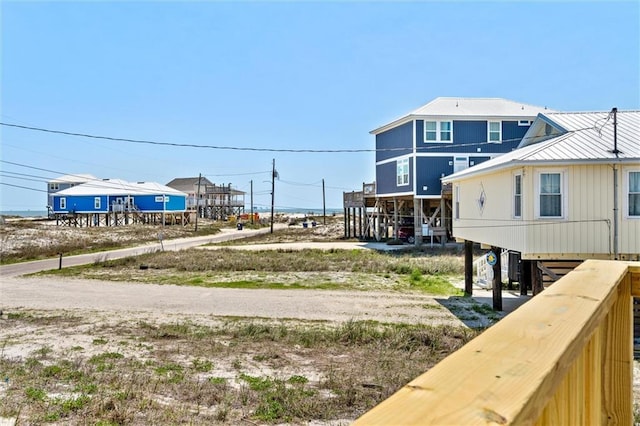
[354,259,640,425]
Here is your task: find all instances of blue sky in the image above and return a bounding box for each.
[1,1,638,212]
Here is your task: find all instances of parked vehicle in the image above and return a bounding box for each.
[397,225,415,244]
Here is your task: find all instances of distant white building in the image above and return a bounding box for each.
[47,174,98,213]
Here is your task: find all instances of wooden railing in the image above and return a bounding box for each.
[354,259,640,425]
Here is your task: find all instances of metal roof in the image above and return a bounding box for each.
[442,110,640,182]
[55,179,186,197]
[48,173,98,184]
[166,177,215,193]
[370,97,552,134]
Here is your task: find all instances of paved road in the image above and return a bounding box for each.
[0,225,286,278]
[1,226,529,322]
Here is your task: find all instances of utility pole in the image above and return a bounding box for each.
[195,173,202,232]
[270,159,276,234]
[250,180,254,225]
[322,178,326,225]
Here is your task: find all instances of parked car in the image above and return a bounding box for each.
[397,225,415,244]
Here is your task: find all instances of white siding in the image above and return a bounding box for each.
[452,163,640,260]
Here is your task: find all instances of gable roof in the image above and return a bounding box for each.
[442,110,640,182]
[48,174,98,184]
[166,177,215,193]
[370,97,552,135]
[55,179,186,197]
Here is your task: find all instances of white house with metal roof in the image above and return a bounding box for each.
[442,109,639,295]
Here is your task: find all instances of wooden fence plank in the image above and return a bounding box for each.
[353,260,635,425]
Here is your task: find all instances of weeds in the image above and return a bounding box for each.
[0,316,479,424]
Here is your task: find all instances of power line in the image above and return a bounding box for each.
[1,121,605,154]
[0,182,48,193]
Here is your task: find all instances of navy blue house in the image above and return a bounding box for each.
[369,97,551,242]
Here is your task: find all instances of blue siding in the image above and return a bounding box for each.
[502,121,529,149]
[414,120,530,154]
[53,195,107,213]
[376,122,413,162]
[376,160,412,195]
[415,157,453,196]
[53,193,186,213]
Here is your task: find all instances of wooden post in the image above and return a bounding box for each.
[343,208,348,238]
[195,173,202,232]
[492,246,502,311]
[533,261,544,295]
[520,259,532,296]
[464,240,473,295]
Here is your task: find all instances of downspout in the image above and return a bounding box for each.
[611,107,619,260]
[613,166,619,260]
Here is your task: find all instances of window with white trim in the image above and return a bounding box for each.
[539,172,563,217]
[49,183,59,191]
[454,185,460,220]
[94,197,101,209]
[513,173,522,218]
[424,121,453,143]
[629,171,640,217]
[488,121,501,143]
[60,197,66,210]
[396,158,409,186]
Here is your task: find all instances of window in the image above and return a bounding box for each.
[425,121,437,141]
[539,172,562,217]
[518,120,533,126]
[49,183,59,191]
[629,171,640,217]
[488,121,502,143]
[94,197,101,209]
[155,196,164,203]
[60,197,66,210]
[514,174,522,218]
[396,158,409,186]
[440,121,452,141]
[454,185,460,220]
[424,121,453,143]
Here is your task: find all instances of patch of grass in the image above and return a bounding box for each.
[191,358,213,372]
[92,338,108,345]
[406,269,463,296]
[25,386,47,401]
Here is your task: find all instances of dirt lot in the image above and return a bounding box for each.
[2,216,638,424]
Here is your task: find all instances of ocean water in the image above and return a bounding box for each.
[0,210,49,218]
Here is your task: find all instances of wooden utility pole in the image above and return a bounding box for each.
[322,178,326,225]
[270,159,275,234]
[250,180,254,224]
[195,173,202,232]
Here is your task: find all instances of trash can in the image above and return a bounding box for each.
[237,223,243,230]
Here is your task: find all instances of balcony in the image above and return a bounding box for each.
[354,259,640,425]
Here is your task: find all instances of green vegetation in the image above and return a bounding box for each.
[0,315,479,424]
[38,247,465,296]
